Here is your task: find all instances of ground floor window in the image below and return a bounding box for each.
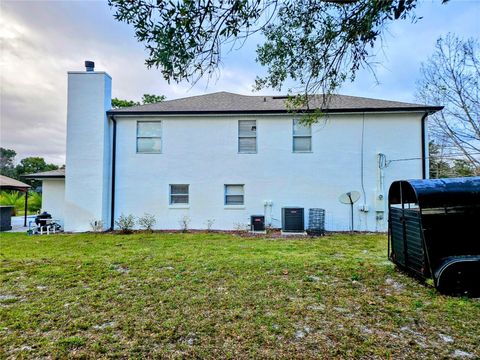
[170,184,189,204]
[225,184,244,205]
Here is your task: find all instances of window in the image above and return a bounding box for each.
[238,120,257,153]
[293,119,312,152]
[137,121,162,153]
[170,184,189,204]
[225,185,244,205]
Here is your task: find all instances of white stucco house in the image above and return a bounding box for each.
[27,62,441,232]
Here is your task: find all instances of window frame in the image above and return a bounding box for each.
[136,121,162,154]
[292,119,312,153]
[238,120,257,154]
[224,184,245,206]
[169,184,189,205]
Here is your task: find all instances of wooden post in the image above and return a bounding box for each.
[24,190,28,227]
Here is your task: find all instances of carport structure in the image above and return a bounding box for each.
[0,175,31,227]
[388,177,480,296]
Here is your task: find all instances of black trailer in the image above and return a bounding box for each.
[388,177,480,296]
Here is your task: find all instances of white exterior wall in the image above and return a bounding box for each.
[41,179,65,227]
[113,112,425,232]
[64,71,112,232]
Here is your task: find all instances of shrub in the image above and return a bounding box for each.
[115,214,135,234]
[179,215,191,233]
[138,213,156,231]
[233,222,249,232]
[0,191,23,215]
[89,220,104,232]
[0,191,42,215]
[27,192,42,213]
[205,219,215,232]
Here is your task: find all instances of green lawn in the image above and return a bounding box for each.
[1,232,479,359]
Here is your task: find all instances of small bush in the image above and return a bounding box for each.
[138,213,156,231]
[205,219,215,232]
[179,215,191,233]
[89,220,104,232]
[115,214,135,234]
[233,222,249,232]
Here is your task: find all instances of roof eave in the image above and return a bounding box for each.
[22,175,65,180]
[22,172,65,180]
[107,106,443,116]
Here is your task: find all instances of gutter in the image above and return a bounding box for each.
[22,175,65,179]
[107,106,443,117]
[110,116,117,230]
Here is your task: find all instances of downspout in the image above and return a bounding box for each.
[110,116,117,230]
[421,112,428,180]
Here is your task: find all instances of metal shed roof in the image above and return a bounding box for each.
[389,177,480,208]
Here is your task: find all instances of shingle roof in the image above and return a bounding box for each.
[23,169,65,179]
[108,91,442,115]
[0,175,31,190]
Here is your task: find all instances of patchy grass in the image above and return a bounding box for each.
[0,232,478,359]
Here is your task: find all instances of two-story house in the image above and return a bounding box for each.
[28,62,441,232]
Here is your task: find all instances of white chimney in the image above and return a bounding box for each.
[64,61,112,232]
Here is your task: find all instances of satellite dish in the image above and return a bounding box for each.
[339,191,361,232]
[339,191,361,205]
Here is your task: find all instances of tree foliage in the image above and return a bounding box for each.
[0,147,17,179]
[0,191,42,215]
[417,33,480,172]
[142,93,166,104]
[16,157,58,178]
[111,93,166,108]
[111,98,140,108]
[108,0,448,102]
[255,0,418,96]
[16,157,59,189]
[0,148,60,188]
[429,141,477,178]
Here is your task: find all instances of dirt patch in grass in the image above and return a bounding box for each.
[0,232,479,358]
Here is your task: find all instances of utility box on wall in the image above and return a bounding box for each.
[282,207,304,232]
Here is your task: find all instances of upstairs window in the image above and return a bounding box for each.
[225,185,244,205]
[137,121,162,153]
[170,184,189,204]
[238,120,257,153]
[293,119,312,152]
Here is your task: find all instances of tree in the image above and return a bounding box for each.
[429,141,476,178]
[108,0,448,108]
[0,147,17,179]
[429,141,451,179]
[451,159,475,177]
[15,157,59,189]
[111,93,166,109]
[111,98,140,108]
[417,34,480,173]
[142,94,165,104]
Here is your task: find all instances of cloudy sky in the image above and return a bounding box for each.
[1,0,479,165]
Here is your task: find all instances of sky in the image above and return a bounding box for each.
[1,0,479,165]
